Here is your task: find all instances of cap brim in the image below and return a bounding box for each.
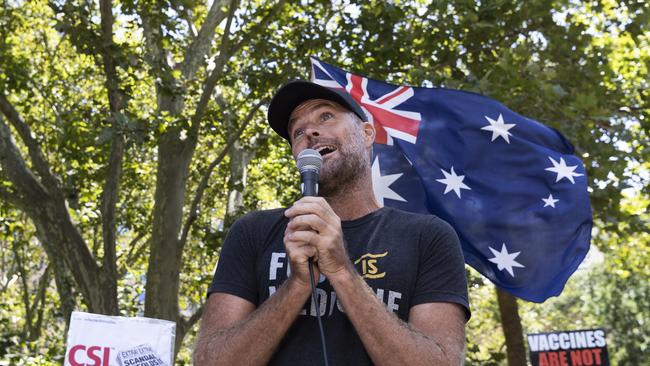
[267,81,367,142]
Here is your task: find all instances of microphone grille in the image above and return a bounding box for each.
[296,149,323,173]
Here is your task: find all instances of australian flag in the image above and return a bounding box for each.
[310,57,592,302]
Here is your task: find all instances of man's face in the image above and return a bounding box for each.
[288,99,374,196]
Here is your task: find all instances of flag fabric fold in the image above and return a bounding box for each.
[310,57,592,302]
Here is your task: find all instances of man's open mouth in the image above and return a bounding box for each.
[315,145,337,156]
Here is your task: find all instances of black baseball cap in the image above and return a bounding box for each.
[267,81,368,142]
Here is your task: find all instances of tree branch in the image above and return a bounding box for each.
[28,263,51,341]
[140,3,177,103]
[99,0,124,113]
[118,232,148,276]
[0,114,49,204]
[179,99,264,250]
[11,238,33,340]
[181,0,230,80]
[0,93,60,192]
[185,0,287,120]
[29,262,51,321]
[186,0,239,144]
[123,232,146,262]
[179,303,205,338]
[99,0,125,284]
[183,0,286,142]
[140,6,167,69]
[169,1,197,38]
[1,107,108,315]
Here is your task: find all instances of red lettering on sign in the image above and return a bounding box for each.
[103,347,110,366]
[88,346,102,366]
[66,345,111,366]
[549,351,560,366]
[68,345,85,366]
[582,349,594,365]
[539,353,549,366]
[570,350,583,365]
[591,348,603,365]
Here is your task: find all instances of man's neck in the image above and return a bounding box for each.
[322,174,381,221]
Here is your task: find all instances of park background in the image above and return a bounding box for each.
[0,0,647,364]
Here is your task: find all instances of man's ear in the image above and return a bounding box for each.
[363,121,376,147]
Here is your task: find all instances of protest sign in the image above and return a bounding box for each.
[64,311,175,366]
[527,328,610,366]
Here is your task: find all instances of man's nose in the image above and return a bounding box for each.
[305,127,320,138]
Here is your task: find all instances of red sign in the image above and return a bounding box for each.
[527,329,609,366]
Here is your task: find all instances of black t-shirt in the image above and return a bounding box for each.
[208,206,470,365]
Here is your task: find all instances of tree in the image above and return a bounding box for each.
[1,0,647,364]
[1,0,300,359]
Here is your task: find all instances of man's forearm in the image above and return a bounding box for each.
[330,267,463,366]
[194,278,311,366]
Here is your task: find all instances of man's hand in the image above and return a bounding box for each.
[284,196,351,285]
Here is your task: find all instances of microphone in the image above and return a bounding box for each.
[295,148,329,366]
[296,149,323,197]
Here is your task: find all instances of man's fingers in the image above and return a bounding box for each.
[285,229,316,244]
[285,202,326,218]
[291,196,327,206]
[286,214,326,233]
[284,228,318,254]
[285,198,334,219]
[305,246,318,261]
[284,235,319,267]
[286,243,317,261]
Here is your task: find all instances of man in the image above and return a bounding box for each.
[194,81,470,365]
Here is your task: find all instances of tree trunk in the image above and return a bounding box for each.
[141,0,239,334]
[144,127,194,323]
[226,139,252,217]
[98,0,126,319]
[496,288,528,366]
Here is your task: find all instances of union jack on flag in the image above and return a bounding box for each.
[310,57,592,302]
[312,58,421,145]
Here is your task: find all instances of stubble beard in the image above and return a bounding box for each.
[318,137,371,198]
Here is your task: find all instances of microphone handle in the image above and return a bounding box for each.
[300,170,319,197]
[299,167,329,365]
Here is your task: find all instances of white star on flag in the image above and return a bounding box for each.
[436,166,471,198]
[481,114,516,143]
[542,194,559,208]
[545,156,583,184]
[371,156,406,206]
[488,243,525,277]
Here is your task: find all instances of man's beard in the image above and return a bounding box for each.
[317,137,370,197]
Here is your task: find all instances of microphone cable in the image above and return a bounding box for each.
[308,258,329,366]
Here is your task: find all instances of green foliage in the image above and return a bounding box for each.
[465,268,508,365]
[0,0,648,364]
[0,210,66,365]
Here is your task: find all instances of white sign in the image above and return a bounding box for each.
[64,311,176,366]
